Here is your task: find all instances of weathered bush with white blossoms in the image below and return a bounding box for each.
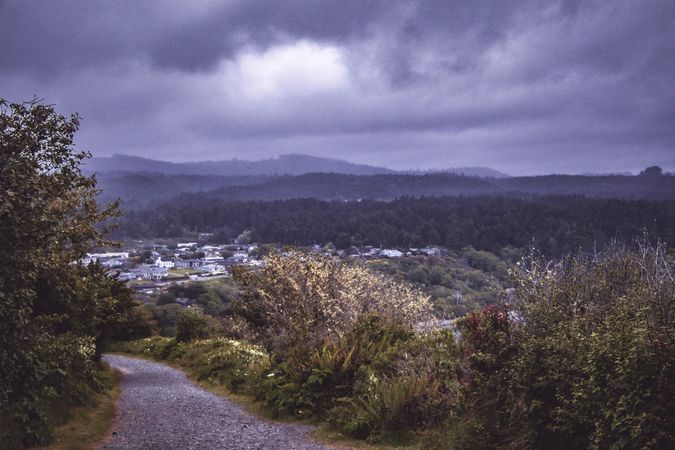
[232,250,433,354]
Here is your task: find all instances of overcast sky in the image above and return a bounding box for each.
[1,0,674,174]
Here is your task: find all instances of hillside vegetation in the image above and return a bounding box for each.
[115,243,674,448]
[98,169,675,208]
[116,196,675,258]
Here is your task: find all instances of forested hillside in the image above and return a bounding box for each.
[97,169,675,210]
[116,196,675,257]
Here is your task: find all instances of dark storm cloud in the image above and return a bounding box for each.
[0,0,673,174]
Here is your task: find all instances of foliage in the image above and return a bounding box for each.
[327,324,460,441]
[231,252,453,440]
[456,241,675,449]
[364,249,509,317]
[157,292,177,305]
[455,305,519,448]
[255,315,412,418]
[0,99,143,447]
[164,277,239,317]
[110,242,675,446]
[110,337,270,395]
[116,195,675,258]
[175,307,213,342]
[232,250,433,356]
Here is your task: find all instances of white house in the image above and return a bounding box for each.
[131,265,168,280]
[175,259,202,269]
[155,257,175,268]
[87,252,130,260]
[200,264,226,273]
[379,249,403,258]
[419,247,442,257]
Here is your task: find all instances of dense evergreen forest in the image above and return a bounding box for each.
[116,195,675,257]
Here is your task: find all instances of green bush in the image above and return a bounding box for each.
[111,337,270,395]
[175,308,210,342]
[327,325,459,441]
[456,241,675,449]
[181,338,270,393]
[109,336,180,359]
[254,315,412,418]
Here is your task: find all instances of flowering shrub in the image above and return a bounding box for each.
[230,253,450,440]
[232,250,433,355]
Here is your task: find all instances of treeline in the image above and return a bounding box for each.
[196,172,675,201]
[116,196,675,257]
[101,170,675,208]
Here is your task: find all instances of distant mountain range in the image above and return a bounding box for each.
[84,153,509,178]
[87,154,674,210]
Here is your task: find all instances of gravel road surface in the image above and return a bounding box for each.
[101,354,328,450]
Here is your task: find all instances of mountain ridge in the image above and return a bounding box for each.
[84,153,509,178]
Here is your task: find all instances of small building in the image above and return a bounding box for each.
[419,247,442,257]
[131,265,168,280]
[200,263,226,273]
[155,257,176,268]
[379,249,403,258]
[100,257,126,268]
[175,259,202,269]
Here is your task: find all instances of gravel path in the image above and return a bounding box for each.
[101,354,329,450]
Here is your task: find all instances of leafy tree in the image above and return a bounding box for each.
[0,99,144,446]
[640,165,663,176]
[334,232,352,249]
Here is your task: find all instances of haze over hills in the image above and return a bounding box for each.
[85,153,509,178]
[86,153,395,176]
[88,154,675,209]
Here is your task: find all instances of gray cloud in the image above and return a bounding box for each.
[0,0,673,174]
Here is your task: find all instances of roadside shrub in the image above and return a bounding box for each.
[232,251,441,438]
[331,373,447,441]
[182,338,270,393]
[110,337,270,395]
[233,250,433,355]
[109,336,182,360]
[175,307,211,342]
[327,323,460,441]
[257,315,413,418]
[456,241,675,449]
[510,242,675,449]
[455,304,519,447]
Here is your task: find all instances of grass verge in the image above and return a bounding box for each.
[38,367,121,450]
